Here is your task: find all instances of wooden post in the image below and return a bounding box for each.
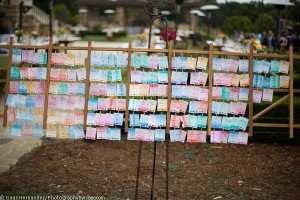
[3,37,13,127]
[207,44,213,136]
[166,43,173,134]
[83,41,92,129]
[43,38,53,129]
[248,43,254,136]
[289,45,294,139]
[125,42,132,133]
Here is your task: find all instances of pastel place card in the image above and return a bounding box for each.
[154,129,165,142]
[239,88,249,101]
[279,76,289,88]
[196,57,208,70]
[135,128,155,142]
[189,101,208,114]
[210,131,229,144]
[86,127,97,140]
[190,72,208,85]
[170,100,188,113]
[228,131,248,145]
[187,130,207,143]
[279,60,289,74]
[253,90,262,103]
[262,89,273,102]
[170,129,187,142]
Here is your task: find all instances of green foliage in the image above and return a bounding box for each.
[34,0,79,25]
[222,16,253,35]
[53,4,78,25]
[254,14,276,33]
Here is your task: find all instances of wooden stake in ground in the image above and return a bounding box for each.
[3,37,13,127]
[83,41,92,130]
[248,43,254,137]
[125,42,132,133]
[289,45,294,139]
[42,38,53,130]
[207,44,213,136]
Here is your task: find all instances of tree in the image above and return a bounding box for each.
[254,14,276,33]
[222,16,253,35]
[34,0,79,25]
[53,4,78,25]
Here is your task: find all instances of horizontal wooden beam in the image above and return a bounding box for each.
[253,95,289,121]
[0,43,300,60]
[253,123,300,128]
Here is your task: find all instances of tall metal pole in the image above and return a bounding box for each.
[18,1,24,43]
[207,12,211,38]
[49,0,53,42]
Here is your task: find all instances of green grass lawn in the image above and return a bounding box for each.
[0,55,8,69]
[82,35,137,42]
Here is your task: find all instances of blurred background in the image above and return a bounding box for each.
[0,0,300,52]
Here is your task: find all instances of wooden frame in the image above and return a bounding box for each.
[1,41,299,138]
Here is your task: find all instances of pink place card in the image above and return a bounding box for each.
[96,127,108,139]
[149,84,167,97]
[136,129,154,142]
[170,115,181,128]
[229,87,239,101]
[20,67,28,79]
[50,68,61,81]
[182,115,189,128]
[190,72,208,85]
[195,88,208,101]
[111,99,126,111]
[210,131,229,144]
[213,73,224,86]
[9,81,19,93]
[86,127,96,140]
[22,124,32,136]
[187,130,207,143]
[224,74,234,86]
[237,102,247,115]
[212,87,222,100]
[27,68,37,80]
[170,100,188,113]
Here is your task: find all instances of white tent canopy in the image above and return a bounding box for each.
[216,0,294,5]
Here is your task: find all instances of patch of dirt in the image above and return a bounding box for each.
[0,139,300,200]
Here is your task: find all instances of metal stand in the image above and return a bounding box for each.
[134,12,170,200]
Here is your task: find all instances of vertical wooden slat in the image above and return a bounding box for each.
[207,44,213,136]
[125,42,132,133]
[166,43,173,134]
[3,37,13,127]
[83,41,92,130]
[248,43,254,136]
[289,45,294,139]
[43,38,53,129]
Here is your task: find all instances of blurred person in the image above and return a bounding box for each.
[279,33,288,50]
[267,30,275,50]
